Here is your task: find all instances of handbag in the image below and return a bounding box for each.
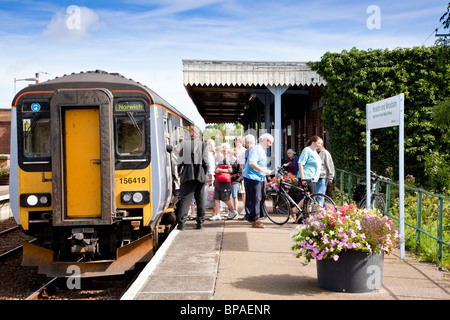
[215,164,231,183]
[204,185,215,208]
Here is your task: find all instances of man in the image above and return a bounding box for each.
[176,126,209,230]
[316,139,335,198]
[317,140,334,204]
[243,133,273,229]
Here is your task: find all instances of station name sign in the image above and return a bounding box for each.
[366,95,401,130]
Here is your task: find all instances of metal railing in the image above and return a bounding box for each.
[335,168,449,263]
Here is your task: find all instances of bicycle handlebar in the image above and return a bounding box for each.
[276,165,314,182]
[370,170,391,182]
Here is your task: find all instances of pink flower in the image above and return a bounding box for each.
[333,255,339,261]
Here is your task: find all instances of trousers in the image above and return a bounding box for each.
[243,177,265,222]
[177,180,206,226]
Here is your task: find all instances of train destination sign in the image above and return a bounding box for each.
[116,102,144,111]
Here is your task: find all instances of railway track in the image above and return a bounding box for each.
[0,216,171,300]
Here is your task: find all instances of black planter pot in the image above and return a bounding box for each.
[316,250,384,293]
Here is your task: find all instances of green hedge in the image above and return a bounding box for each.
[310,46,450,189]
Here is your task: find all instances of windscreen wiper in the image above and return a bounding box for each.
[127,111,143,136]
[24,113,41,139]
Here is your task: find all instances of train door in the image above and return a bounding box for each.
[50,89,116,226]
[164,115,173,204]
[64,108,101,217]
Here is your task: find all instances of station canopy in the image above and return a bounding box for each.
[183,60,326,124]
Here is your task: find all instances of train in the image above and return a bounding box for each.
[10,70,194,277]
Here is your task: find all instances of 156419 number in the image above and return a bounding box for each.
[119,177,147,184]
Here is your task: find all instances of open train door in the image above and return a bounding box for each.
[50,89,116,226]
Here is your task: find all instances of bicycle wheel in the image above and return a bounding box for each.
[360,194,386,214]
[262,192,291,225]
[304,193,336,216]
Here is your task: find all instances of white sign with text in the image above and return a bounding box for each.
[366,95,400,130]
[366,93,405,259]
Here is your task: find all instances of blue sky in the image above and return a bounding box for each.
[0,0,447,126]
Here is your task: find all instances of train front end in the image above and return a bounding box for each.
[10,73,157,277]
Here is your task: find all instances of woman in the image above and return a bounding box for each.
[292,136,323,216]
[285,149,299,175]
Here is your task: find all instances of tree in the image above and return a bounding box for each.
[203,123,245,146]
[310,47,449,188]
[436,2,450,66]
[439,2,450,29]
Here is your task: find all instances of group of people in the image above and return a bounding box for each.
[173,126,333,230]
[174,126,274,230]
[206,137,246,222]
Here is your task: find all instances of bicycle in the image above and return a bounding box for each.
[262,164,336,225]
[355,171,389,214]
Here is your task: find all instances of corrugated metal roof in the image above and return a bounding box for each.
[183,60,326,87]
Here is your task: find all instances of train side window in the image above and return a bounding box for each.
[23,118,51,158]
[116,116,145,155]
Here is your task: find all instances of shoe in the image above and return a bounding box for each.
[196,223,203,229]
[177,223,184,230]
[226,211,237,220]
[252,219,265,228]
[209,214,222,221]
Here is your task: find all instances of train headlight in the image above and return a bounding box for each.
[120,191,150,205]
[27,195,38,206]
[132,192,143,203]
[40,195,49,205]
[20,193,52,207]
[122,193,132,203]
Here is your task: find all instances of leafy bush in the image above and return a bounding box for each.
[310,46,450,188]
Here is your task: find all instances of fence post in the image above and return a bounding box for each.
[437,195,444,261]
[385,182,391,217]
[340,170,344,206]
[347,174,352,204]
[415,189,423,250]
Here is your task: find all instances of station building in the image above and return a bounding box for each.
[183,60,327,168]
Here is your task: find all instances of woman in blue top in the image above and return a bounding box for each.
[292,136,323,217]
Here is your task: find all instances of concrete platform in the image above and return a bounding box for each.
[0,185,11,222]
[122,212,450,301]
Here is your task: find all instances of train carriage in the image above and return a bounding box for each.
[10,70,193,277]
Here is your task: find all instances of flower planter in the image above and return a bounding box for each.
[316,250,384,293]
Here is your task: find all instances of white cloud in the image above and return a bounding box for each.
[0,0,445,119]
[42,6,101,42]
[124,0,224,16]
